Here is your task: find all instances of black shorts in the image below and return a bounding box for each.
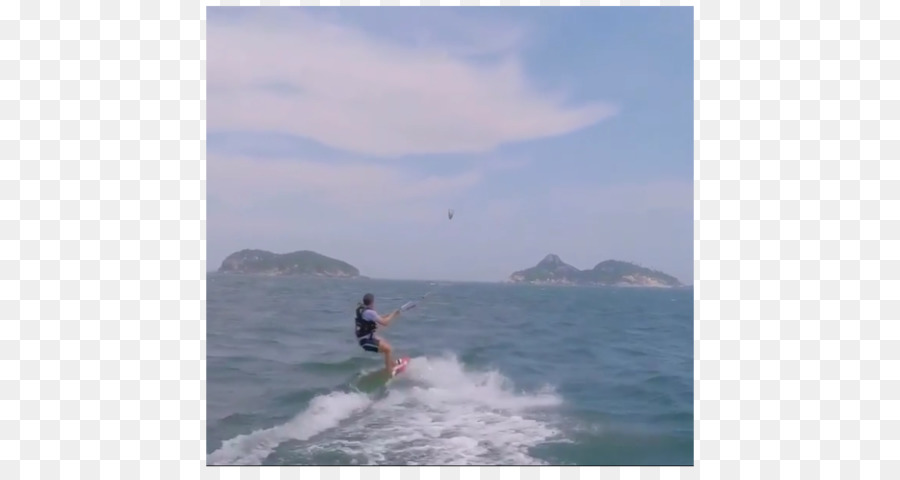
[357,334,381,353]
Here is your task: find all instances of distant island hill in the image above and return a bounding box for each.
[508,254,683,288]
[217,249,363,278]
[217,249,682,287]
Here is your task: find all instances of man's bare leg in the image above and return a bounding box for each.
[378,338,394,374]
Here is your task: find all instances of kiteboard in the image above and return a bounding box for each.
[392,357,410,377]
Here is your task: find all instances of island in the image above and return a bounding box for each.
[508,254,682,287]
[217,249,361,278]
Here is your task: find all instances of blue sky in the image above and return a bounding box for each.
[207,7,693,283]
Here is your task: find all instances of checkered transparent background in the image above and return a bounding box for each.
[7,0,898,478]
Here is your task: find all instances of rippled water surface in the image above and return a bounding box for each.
[207,275,693,465]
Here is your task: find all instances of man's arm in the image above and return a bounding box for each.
[376,309,400,327]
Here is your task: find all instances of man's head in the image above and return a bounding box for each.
[362,293,374,307]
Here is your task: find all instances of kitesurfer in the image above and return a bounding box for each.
[354,293,402,374]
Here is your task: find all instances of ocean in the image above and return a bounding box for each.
[206,274,694,466]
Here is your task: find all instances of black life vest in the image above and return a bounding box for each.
[355,304,376,338]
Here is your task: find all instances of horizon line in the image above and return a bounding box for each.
[205,271,694,287]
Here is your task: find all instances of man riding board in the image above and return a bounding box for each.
[354,293,403,374]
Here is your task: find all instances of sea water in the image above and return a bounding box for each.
[206,274,693,466]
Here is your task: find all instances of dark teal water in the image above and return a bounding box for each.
[206,275,693,466]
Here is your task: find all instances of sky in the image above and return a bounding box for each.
[207,7,694,283]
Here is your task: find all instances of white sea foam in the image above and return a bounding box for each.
[207,391,371,465]
[210,354,564,465]
[302,354,564,465]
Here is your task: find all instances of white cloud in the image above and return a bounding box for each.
[207,10,615,157]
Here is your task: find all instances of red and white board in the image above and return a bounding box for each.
[391,357,410,377]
